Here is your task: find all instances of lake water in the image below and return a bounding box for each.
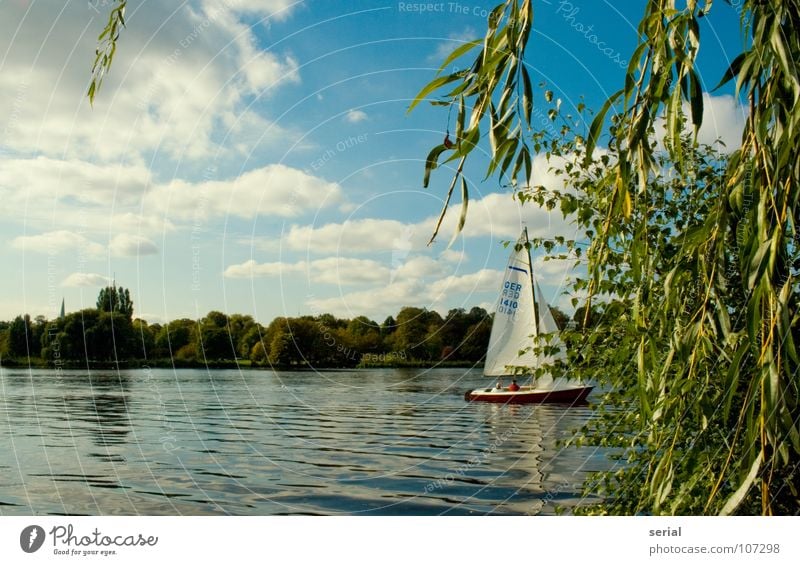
[0,367,609,515]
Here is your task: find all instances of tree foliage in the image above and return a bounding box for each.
[88,0,127,104]
[415,0,800,515]
[409,0,534,245]
[7,315,33,358]
[96,286,134,319]
[1,301,491,369]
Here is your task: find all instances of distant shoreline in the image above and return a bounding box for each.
[0,357,483,371]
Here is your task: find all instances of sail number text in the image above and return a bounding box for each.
[499,281,521,315]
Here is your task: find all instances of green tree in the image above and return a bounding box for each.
[250,340,268,364]
[89,311,135,361]
[238,324,264,360]
[39,308,138,362]
[415,0,800,514]
[379,315,397,351]
[97,286,134,320]
[155,318,196,358]
[228,314,258,359]
[346,316,383,357]
[268,324,294,366]
[437,307,492,361]
[0,322,9,358]
[196,311,234,361]
[548,306,569,331]
[438,308,468,354]
[132,319,155,359]
[393,307,444,361]
[265,317,314,366]
[459,317,492,363]
[7,315,32,358]
[31,315,47,357]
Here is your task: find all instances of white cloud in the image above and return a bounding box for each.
[224,259,302,279]
[0,1,301,162]
[110,234,159,257]
[307,279,421,318]
[391,256,449,280]
[429,269,499,297]
[0,156,151,208]
[225,257,389,285]
[285,219,421,254]
[206,4,300,95]
[533,256,580,281]
[423,191,573,243]
[440,249,467,263]
[345,109,368,123]
[696,93,746,149]
[146,164,344,221]
[221,109,305,156]
[654,93,746,152]
[11,231,105,258]
[285,189,575,257]
[313,257,390,285]
[0,156,179,236]
[106,212,177,235]
[224,257,390,285]
[61,273,110,288]
[306,267,503,319]
[0,156,332,233]
[202,0,299,22]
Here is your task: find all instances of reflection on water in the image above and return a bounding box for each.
[0,367,611,515]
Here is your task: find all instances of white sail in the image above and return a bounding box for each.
[535,279,566,362]
[484,230,567,382]
[484,232,539,376]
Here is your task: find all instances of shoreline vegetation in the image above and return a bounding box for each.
[0,285,574,372]
[0,356,483,371]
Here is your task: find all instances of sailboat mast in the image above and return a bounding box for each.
[523,227,538,336]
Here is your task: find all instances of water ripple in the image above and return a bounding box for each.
[0,367,612,515]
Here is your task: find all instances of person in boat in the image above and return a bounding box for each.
[508,379,520,392]
[493,380,504,392]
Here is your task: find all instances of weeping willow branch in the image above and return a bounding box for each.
[88,0,127,105]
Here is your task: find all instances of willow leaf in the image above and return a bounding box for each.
[437,39,482,73]
[713,51,747,91]
[427,157,466,246]
[688,68,704,135]
[719,451,763,515]
[408,73,463,113]
[446,176,470,249]
[584,89,623,166]
[423,144,449,188]
[521,64,533,126]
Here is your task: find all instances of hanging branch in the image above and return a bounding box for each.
[409,0,534,245]
[88,0,127,105]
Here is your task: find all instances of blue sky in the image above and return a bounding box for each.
[0,0,746,325]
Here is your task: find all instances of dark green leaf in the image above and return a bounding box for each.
[423,144,449,188]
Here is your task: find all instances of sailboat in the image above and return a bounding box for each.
[465,228,593,404]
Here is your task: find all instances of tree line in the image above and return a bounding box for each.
[0,285,577,368]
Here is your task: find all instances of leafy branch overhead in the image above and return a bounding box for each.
[409,0,534,245]
[88,0,127,104]
[418,0,800,515]
[587,0,800,516]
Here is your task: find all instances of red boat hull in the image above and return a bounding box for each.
[465,385,593,405]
